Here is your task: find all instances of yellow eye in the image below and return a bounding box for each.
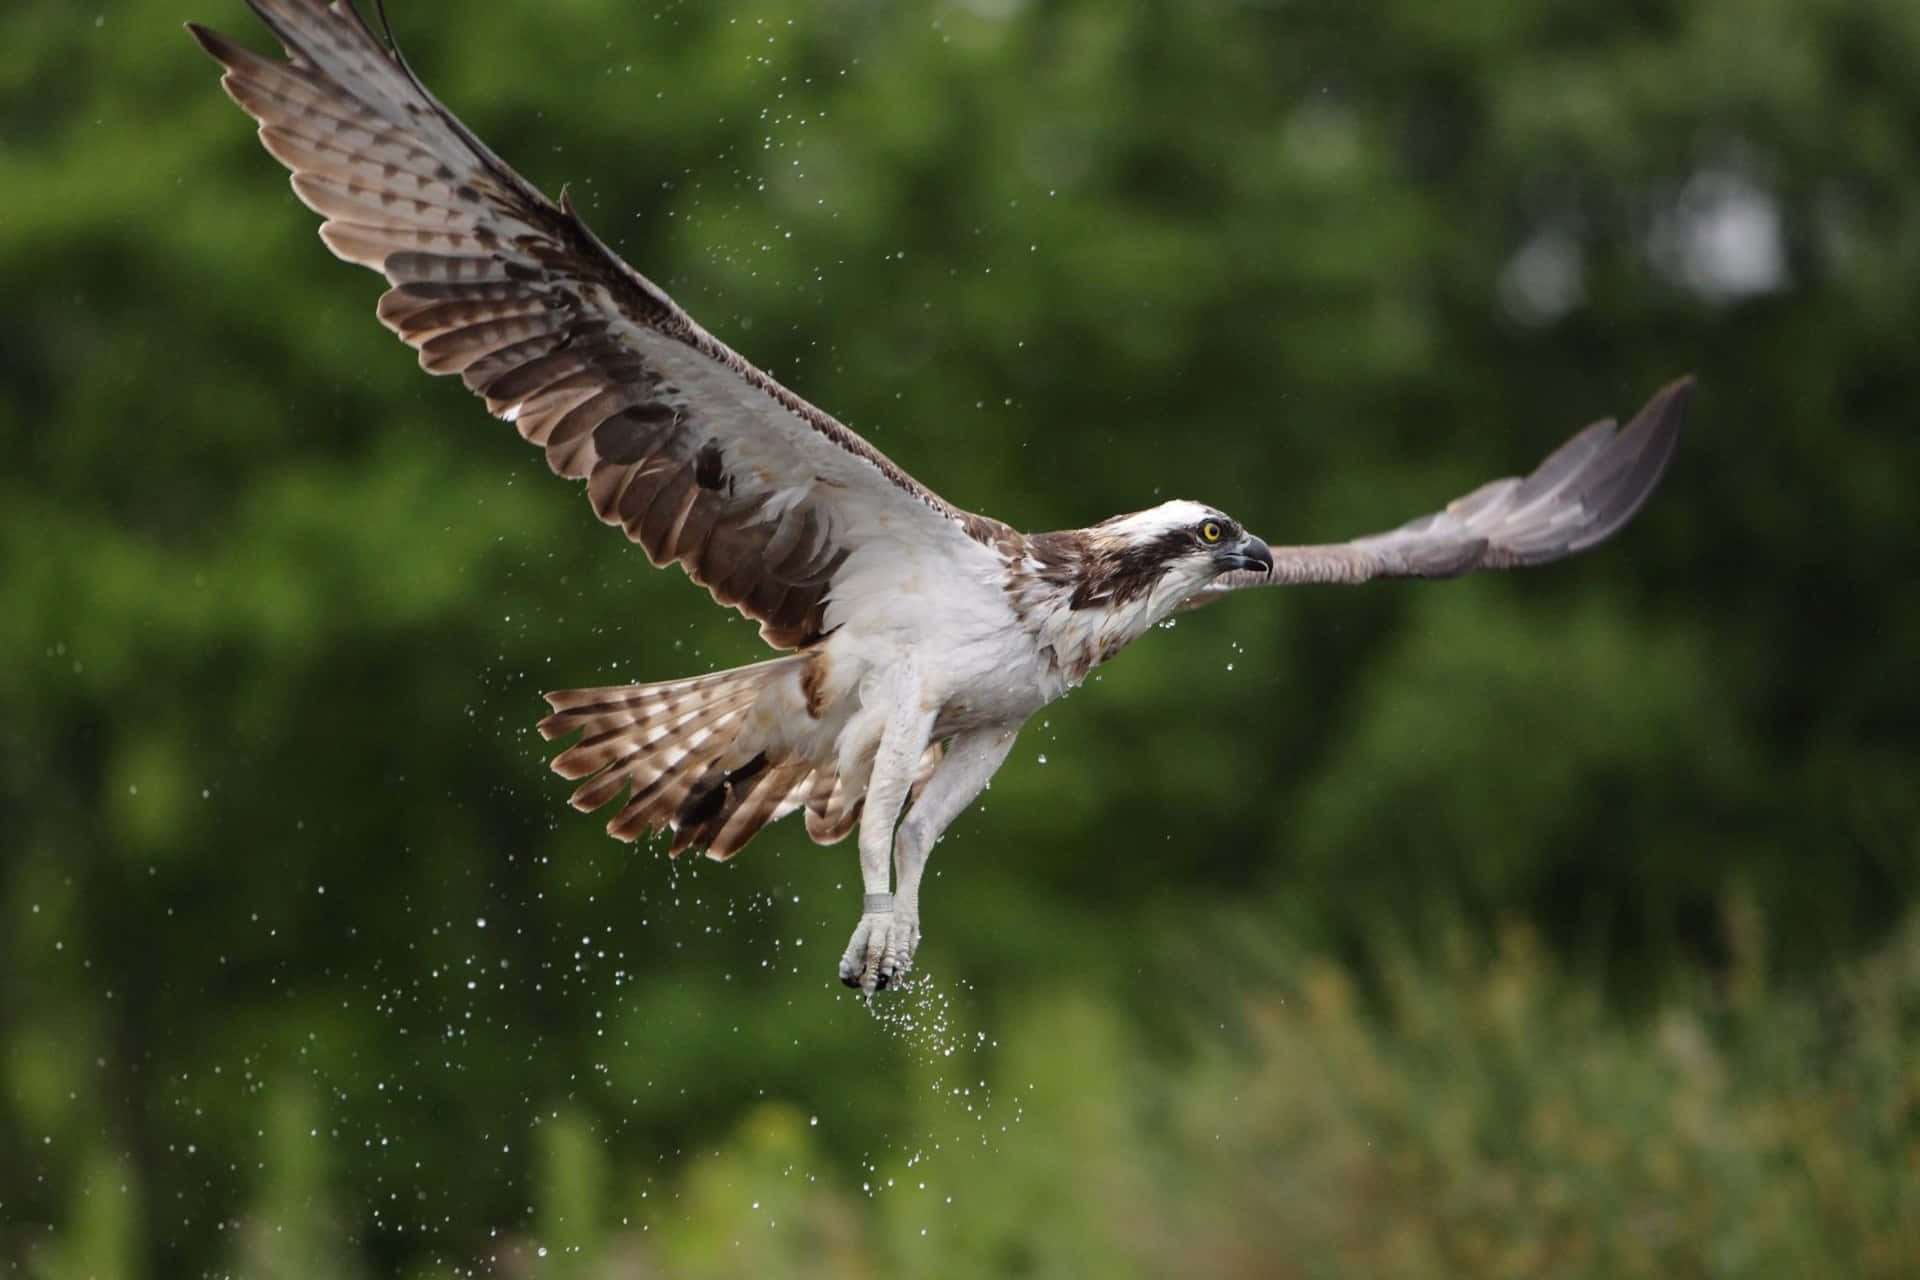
[1200,521,1223,544]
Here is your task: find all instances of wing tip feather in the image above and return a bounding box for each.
[185,19,252,67]
[1562,372,1691,554]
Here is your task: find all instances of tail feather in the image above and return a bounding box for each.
[539,656,814,858]
[537,655,947,859]
[551,685,758,779]
[711,759,812,856]
[667,755,813,858]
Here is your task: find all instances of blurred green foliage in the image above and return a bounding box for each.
[2,0,1916,1273]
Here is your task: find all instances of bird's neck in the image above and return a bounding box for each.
[1006,532,1198,684]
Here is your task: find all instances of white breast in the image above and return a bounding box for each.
[822,536,1068,731]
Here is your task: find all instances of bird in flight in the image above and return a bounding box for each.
[191,1,1689,995]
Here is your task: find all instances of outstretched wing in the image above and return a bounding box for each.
[1193,376,1690,601]
[190,0,1001,650]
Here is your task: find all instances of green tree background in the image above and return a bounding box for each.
[4,0,1917,1274]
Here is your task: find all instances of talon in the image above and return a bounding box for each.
[839,908,919,997]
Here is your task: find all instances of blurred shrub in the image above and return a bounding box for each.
[196,902,1913,1279]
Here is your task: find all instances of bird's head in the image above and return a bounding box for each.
[1014,499,1274,677]
[1075,499,1273,611]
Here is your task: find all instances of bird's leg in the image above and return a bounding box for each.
[882,726,1018,986]
[839,671,935,995]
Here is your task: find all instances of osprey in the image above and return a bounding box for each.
[191,1,1689,994]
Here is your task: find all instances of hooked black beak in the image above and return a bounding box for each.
[1215,534,1272,575]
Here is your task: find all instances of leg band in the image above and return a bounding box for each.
[863,892,894,914]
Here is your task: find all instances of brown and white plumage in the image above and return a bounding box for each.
[191,1,1005,652]
[191,0,1688,994]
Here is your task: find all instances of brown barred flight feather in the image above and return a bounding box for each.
[537,657,817,857]
[188,0,1004,654]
